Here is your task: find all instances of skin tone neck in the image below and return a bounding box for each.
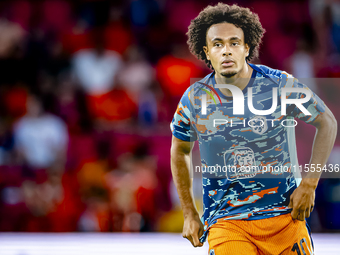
[203,22,253,97]
[215,64,253,97]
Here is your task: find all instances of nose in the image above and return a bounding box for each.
[222,45,232,56]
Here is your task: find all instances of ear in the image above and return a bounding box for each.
[245,44,250,57]
[203,46,210,60]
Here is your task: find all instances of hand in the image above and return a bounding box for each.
[288,182,315,221]
[182,213,204,247]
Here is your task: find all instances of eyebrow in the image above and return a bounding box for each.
[211,36,242,42]
[211,37,223,42]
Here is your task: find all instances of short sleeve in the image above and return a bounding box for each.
[170,89,198,141]
[281,75,325,124]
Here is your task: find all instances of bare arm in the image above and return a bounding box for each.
[170,135,203,247]
[289,105,337,220]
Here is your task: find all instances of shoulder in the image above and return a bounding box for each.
[250,63,292,83]
[13,116,30,132]
[42,114,67,130]
[181,72,214,99]
[72,49,93,59]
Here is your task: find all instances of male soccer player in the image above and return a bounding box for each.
[170,3,337,255]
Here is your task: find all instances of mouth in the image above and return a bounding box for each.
[221,59,235,67]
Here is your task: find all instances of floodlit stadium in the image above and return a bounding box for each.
[0,1,339,255]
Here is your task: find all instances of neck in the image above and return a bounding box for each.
[215,63,253,97]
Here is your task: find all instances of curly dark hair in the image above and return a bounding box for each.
[187,3,265,69]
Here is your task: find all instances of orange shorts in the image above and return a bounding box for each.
[207,214,313,255]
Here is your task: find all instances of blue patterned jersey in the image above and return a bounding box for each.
[170,63,326,242]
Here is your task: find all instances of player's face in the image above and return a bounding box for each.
[203,22,249,78]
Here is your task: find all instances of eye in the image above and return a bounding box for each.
[231,42,239,46]
[214,43,222,47]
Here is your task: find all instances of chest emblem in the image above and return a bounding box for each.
[249,115,268,135]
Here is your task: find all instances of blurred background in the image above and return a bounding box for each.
[0,0,339,237]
